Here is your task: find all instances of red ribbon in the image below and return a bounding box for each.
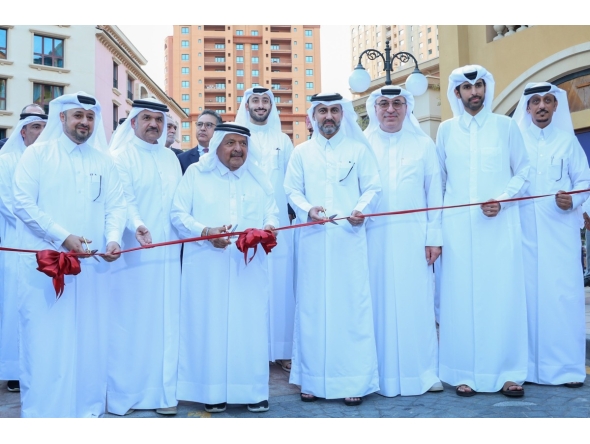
[235,228,277,265]
[35,250,81,299]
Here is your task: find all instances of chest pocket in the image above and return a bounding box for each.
[400,156,421,179]
[549,158,567,181]
[241,193,261,222]
[272,148,284,170]
[480,147,502,173]
[88,173,104,203]
[337,161,356,186]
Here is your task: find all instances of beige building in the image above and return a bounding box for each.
[0,25,185,143]
[350,25,439,80]
[439,25,590,152]
[165,25,322,149]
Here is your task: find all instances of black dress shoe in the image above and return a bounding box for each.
[247,400,269,412]
[204,402,227,413]
[6,380,20,392]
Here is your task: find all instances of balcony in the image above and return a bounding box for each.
[270,26,291,33]
[204,85,226,90]
[203,25,225,32]
[271,60,292,67]
[204,46,226,53]
[271,85,292,92]
[275,100,293,106]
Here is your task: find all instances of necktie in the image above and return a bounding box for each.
[203,148,209,153]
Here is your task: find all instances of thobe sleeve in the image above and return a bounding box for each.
[284,148,314,222]
[263,192,280,229]
[102,159,127,245]
[170,165,207,244]
[113,150,145,232]
[423,140,443,247]
[495,119,530,209]
[0,157,16,228]
[12,146,70,246]
[567,137,590,211]
[435,123,448,197]
[353,145,381,214]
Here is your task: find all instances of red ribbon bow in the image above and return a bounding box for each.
[36,250,82,299]
[235,228,277,265]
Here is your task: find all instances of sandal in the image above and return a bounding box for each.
[276,359,292,373]
[300,393,318,402]
[455,384,476,397]
[501,382,524,397]
[343,397,363,406]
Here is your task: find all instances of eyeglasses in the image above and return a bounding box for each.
[196,122,216,129]
[376,100,407,110]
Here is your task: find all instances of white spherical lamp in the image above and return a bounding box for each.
[405,70,428,96]
[349,66,372,93]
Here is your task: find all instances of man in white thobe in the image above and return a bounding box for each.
[171,123,279,414]
[514,82,590,387]
[0,106,47,393]
[364,86,443,397]
[436,65,530,397]
[236,87,295,371]
[13,92,126,417]
[107,99,182,416]
[284,92,381,406]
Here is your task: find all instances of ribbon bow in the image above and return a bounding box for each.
[36,250,82,299]
[235,228,277,265]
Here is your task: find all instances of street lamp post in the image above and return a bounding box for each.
[349,40,428,96]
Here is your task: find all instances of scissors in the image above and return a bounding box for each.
[320,209,339,225]
[229,224,239,239]
[81,237,100,262]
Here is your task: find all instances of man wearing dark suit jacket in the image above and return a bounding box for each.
[177,110,222,174]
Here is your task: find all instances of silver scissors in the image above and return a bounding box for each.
[81,236,100,262]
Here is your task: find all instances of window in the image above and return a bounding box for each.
[181,54,189,61]
[236,30,244,36]
[236,56,244,63]
[419,43,423,48]
[293,28,297,32]
[428,27,432,33]
[400,40,404,46]
[295,81,298,85]
[306,69,313,76]
[216,83,225,89]
[182,122,190,129]
[419,53,423,59]
[0,28,7,60]
[428,38,432,44]
[400,29,404,35]
[181,40,189,47]
[182,94,189,101]
[215,96,226,103]
[237,69,244,76]
[271,57,279,64]
[0,129,5,139]
[305,30,312,36]
[218,110,226,114]
[112,104,118,131]
[428,49,432,55]
[215,57,225,62]
[419,32,423,37]
[252,83,259,87]
[252,70,259,76]
[252,44,259,50]
[305,43,312,50]
[251,30,258,36]
[112,61,118,88]
[305,56,313,63]
[181,27,189,34]
[33,83,63,113]
[271,44,279,50]
[236,44,243,50]
[306,82,313,89]
[294,54,298,58]
[182,81,189,88]
[274,96,281,104]
[127,77,134,100]
[33,34,64,68]
[252,57,259,63]
[215,43,225,49]
[237,83,244,90]
[295,94,298,98]
[182,135,190,142]
[293,41,297,45]
[237,96,243,103]
[183,108,190,114]
[271,83,280,89]
[0,78,6,110]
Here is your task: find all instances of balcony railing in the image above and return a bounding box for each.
[491,25,530,41]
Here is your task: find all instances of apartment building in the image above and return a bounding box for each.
[0,25,185,143]
[165,25,321,149]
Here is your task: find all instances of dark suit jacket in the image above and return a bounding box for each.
[0,138,7,150]
[177,146,201,175]
[170,147,183,156]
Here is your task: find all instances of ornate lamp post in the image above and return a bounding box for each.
[349,40,428,96]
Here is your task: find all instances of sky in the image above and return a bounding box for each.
[118,25,353,99]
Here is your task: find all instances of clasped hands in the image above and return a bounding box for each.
[309,206,364,226]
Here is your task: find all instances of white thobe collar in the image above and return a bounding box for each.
[133,135,162,151]
[249,122,270,134]
[459,105,490,130]
[316,129,345,149]
[59,132,88,154]
[376,125,404,142]
[528,121,555,141]
[216,159,245,179]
